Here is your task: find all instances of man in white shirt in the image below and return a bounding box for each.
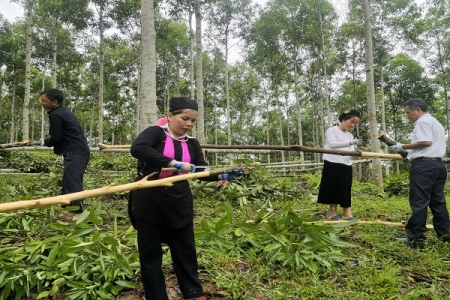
[391,98,450,248]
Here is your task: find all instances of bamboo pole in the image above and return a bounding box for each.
[0,140,36,149]
[98,143,404,160]
[0,166,242,213]
[247,219,434,230]
[324,220,434,230]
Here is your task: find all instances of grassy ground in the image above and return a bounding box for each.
[1,154,449,299]
[190,175,450,300]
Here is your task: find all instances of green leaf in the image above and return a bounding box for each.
[103,236,119,247]
[75,210,91,224]
[114,280,138,288]
[37,291,50,299]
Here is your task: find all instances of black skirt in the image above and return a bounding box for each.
[317,160,353,207]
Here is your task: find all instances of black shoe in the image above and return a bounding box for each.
[396,237,425,249]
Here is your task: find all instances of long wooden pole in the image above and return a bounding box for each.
[98,143,404,160]
[247,219,434,230]
[0,140,35,149]
[0,166,241,213]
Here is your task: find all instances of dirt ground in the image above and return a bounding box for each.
[116,274,229,300]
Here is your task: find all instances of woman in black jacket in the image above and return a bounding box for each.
[129,97,208,300]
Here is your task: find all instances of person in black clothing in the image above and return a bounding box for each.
[40,89,90,220]
[129,97,240,300]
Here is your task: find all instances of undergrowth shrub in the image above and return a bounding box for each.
[0,202,139,300]
[196,202,356,274]
[383,173,410,197]
[5,152,62,173]
[88,152,135,173]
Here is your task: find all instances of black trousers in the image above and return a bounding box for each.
[134,216,203,300]
[61,151,90,213]
[407,160,450,241]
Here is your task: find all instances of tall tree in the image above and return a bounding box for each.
[362,0,383,188]
[194,0,205,143]
[139,0,157,129]
[22,0,34,141]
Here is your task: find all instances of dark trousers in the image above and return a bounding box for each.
[61,151,90,213]
[134,217,203,300]
[407,160,450,241]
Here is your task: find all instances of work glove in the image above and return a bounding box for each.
[350,139,363,146]
[40,138,46,146]
[218,169,243,181]
[389,142,404,152]
[169,160,196,173]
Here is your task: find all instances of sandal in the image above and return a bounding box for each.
[345,216,357,221]
[330,215,342,221]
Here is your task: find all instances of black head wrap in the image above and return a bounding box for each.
[338,109,360,122]
[169,97,198,112]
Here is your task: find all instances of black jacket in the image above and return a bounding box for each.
[44,105,89,155]
[129,126,209,228]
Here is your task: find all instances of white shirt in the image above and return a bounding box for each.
[322,126,356,166]
[408,113,446,160]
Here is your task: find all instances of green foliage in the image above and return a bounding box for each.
[0,202,138,300]
[5,152,63,173]
[193,164,309,207]
[383,173,410,197]
[196,202,355,273]
[88,152,135,173]
[2,154,450,298]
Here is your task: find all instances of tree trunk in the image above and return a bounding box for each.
[52,17,58,88]
[98,4,104,143]
[436,35,450,147]
[189,10,195,100]
[139,0,157,129]
[195,0,205,144]
[317,0,331,126]
[226,45,231,146]
[362,0,383,189]
[294,49,304,163]
[22,0,34,141]
[379,65,391,175]
[10,75,16,143]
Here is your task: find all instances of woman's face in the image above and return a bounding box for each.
[340,116,360,131]
[168,109,198,138]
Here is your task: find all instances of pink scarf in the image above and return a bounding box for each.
[159,133,191,178]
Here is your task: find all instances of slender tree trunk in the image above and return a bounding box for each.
[89,102,94,146]
[226,46,231,146]
[189,10,195,100]
[294,50,304,163]
[195,0,205,144]
[363,0,383,189]
[266,94,270,163]
[0,69,4,111]
[98,5,105,143]
[22,0,34,141]
[139,0,157,128]
[41,74,45,141]
[52,18,58,88]
[135,82,140,136]
[436,35,450,145]
[10,76,16,143]
[380,65,390,175]
[317,0,331,126]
